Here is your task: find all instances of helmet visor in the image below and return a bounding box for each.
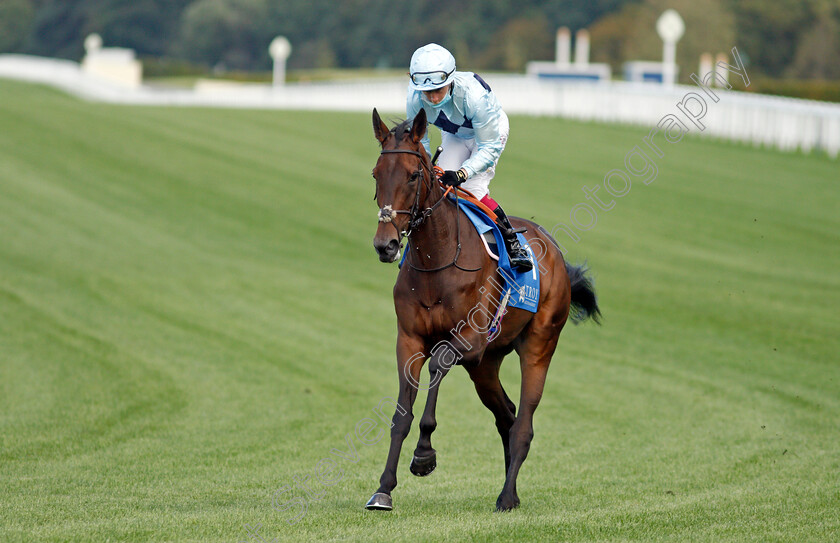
[410,68,454,87]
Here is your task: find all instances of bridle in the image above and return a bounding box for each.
[376,148,481,273]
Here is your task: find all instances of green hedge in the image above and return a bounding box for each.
[732,79,840,103]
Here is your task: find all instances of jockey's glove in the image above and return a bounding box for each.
[440,169,467,186]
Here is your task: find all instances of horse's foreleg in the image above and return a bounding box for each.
[365,333,426,511]
[410,349,454,477]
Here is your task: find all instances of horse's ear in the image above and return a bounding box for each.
[372,108,390,146]
[409,108,427,144]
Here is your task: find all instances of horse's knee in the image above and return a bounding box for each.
[508,423,534,450]
[391,412,414,439]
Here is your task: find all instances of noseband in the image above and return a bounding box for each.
[375,148,480,273]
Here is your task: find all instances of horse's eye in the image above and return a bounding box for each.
[408,172,420,183]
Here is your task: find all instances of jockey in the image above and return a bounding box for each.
[406,43,533,272]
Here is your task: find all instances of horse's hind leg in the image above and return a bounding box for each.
[496,333,560,511]
[466,350,516,474]
[410,349,455,476]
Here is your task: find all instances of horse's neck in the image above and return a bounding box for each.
[408,186,460,269]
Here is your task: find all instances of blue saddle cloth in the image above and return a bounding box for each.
[400,199,540,313]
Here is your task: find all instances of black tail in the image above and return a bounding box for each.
[565,262,602,325]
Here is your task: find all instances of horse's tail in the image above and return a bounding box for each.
[565,261,602,325]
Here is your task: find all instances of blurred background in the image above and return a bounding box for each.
[1,0,839,99]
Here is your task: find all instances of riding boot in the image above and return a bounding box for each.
[494,205,533,272]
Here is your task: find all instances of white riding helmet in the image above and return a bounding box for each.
[409,43,456,91]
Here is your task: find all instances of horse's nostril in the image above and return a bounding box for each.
[374,237,400,262]
[374,239,398,253]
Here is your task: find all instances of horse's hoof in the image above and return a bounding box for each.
[495,494,520,512]
[365,492,393,511]
[409,453,437,477]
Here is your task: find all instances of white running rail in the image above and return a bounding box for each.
[2,54,838,158]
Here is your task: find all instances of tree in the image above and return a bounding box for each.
[25,0,88,59]
[589,0,736,82]
[89,0,193,57]
[20,0,193,60]
[0,0,35,52]
[8,0,839,79]
[586,3,647,74]
[787,6,840,79]
[476,15,554,71]
[726,0,814,78]
[177,0,271,70]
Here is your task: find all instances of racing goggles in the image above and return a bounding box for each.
[410,68,454,87]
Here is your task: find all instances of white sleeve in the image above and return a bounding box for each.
[460,91,503,177]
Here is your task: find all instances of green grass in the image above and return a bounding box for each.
[1,78,838,542]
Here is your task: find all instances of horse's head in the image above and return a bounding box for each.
[371,108,434,263]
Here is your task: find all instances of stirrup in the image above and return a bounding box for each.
[506,239,533,271]
[498,223,527,236]
[509,252,533,271]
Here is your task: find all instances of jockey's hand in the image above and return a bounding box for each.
[440,169,467,186]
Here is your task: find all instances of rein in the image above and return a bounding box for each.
[377,148,480,273]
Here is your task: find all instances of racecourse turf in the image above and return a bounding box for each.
[0,78,837,542]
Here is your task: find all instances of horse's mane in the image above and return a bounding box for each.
[390,118,412,141]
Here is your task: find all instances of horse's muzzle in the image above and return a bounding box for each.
[374,238,401,263]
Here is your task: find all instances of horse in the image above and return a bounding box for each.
[366,107,601,512]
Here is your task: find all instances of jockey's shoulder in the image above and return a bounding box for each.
[452,71,491,94]
[453,73,499,117]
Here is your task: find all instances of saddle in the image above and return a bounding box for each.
[446,185,527,255]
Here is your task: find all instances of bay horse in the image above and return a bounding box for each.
[366,108,600,512]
